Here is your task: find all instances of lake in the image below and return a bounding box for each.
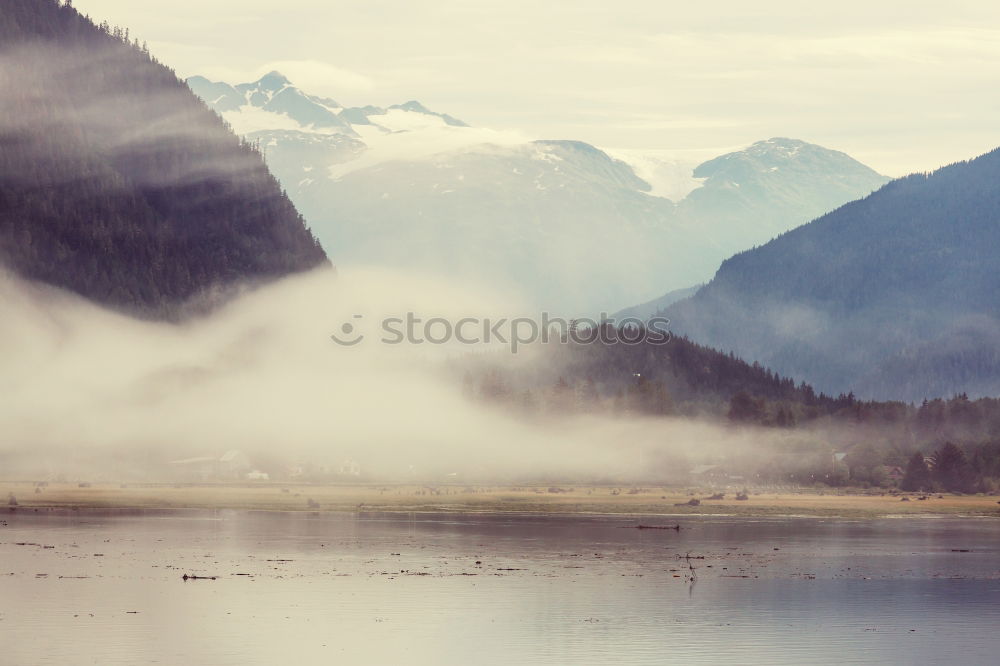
[2,508,999,665]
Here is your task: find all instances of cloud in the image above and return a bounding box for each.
[67,0,1000,187]
[0,266,787,483]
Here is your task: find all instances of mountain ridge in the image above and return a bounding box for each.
[663,145,1000,400]
[188,72,889,313]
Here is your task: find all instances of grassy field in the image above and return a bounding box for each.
[3,482,1000,518]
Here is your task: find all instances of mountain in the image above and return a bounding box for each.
[678,138,891,252]
[612,284,702,321]
[188,72,358,134]
[304,136,884,313]
[663,146,1000,401]
[189,72,467,139]
[190,74,888,313]
[0,1,327,317]
[313,140,691,312]
[388,101,469,128]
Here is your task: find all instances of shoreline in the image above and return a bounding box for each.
[4,482,1000,519]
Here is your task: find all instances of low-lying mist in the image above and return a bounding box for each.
[0,266,801,484]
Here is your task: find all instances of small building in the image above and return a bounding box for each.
[246,470,270,481]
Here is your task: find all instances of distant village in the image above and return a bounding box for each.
[154,446,917,491]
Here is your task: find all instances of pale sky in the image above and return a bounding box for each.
[73,0,1000,176]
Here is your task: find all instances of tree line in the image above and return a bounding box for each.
[459,323,1000,492]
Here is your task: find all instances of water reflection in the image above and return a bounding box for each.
[2,509,999,665]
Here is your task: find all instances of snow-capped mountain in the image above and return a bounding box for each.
[678,137,894,250]
[189,72,355,133]
[188,71,470,138]
[189,73,889,313]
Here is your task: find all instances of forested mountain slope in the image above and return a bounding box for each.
[0,0,327,316]
[664,146,1000,400]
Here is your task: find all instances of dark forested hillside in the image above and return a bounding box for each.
[0,0,328,316]
[463,329,1000,491]
[461,324,840,421]
[663,146,1000,401]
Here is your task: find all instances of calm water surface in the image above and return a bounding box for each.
[2,509,999,665]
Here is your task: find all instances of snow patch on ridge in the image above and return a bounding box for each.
[605,148,718,200]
